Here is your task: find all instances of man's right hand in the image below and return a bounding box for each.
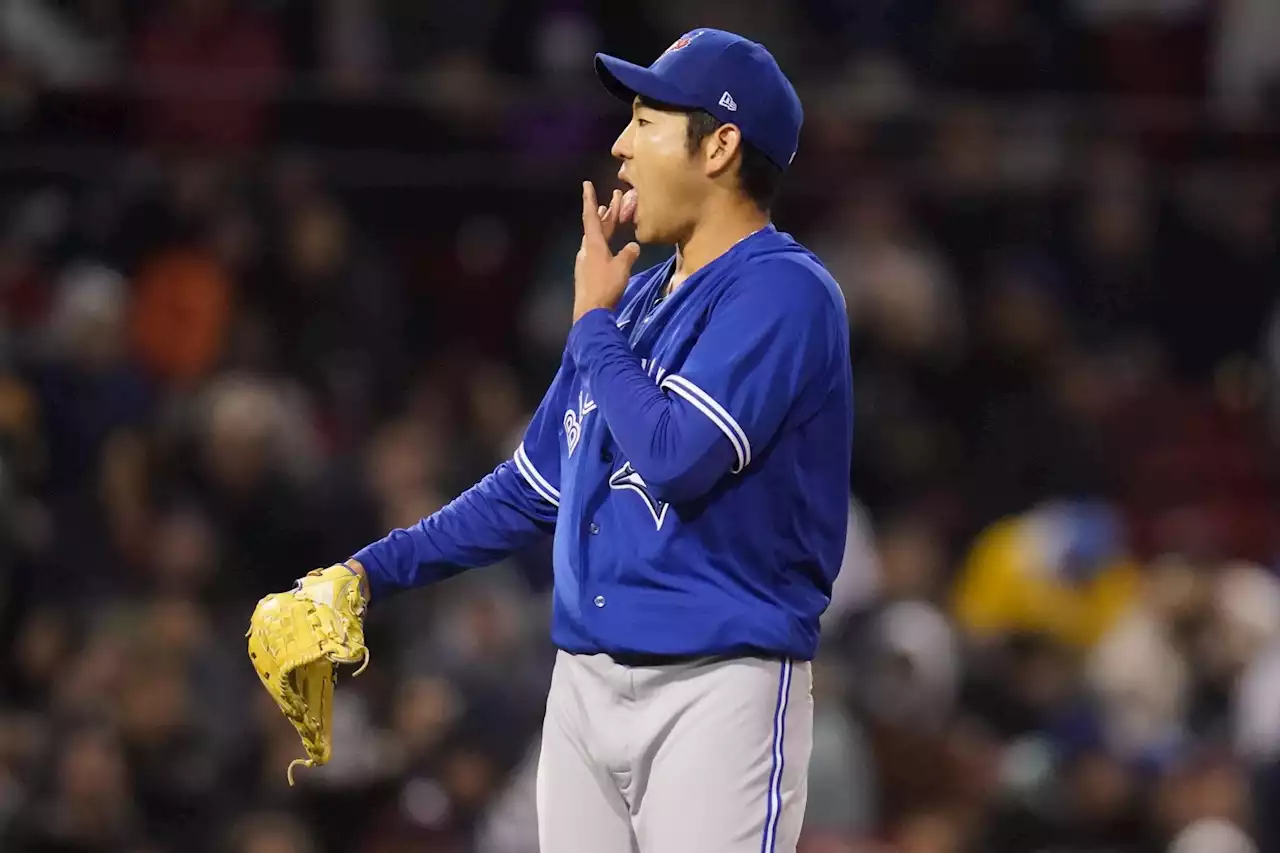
[574,182,641,323]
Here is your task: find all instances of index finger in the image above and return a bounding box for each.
[582,181,604,241]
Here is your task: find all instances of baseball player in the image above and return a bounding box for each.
[246,27,852,853]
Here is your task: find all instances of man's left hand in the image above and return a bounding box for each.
[574,181,640,323]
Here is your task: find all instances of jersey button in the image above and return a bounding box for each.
[600,449,614,464]
[589,522,600,535]
[594,595,606,608]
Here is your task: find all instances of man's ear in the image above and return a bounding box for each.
[704,124,744,179]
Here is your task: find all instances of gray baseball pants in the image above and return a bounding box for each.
[535,649,813,853]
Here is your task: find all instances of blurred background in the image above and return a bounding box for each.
[0,1,1277,852]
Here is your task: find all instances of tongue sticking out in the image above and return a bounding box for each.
[620,188,638,224]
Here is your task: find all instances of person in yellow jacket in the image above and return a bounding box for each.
[952,500,1140,650]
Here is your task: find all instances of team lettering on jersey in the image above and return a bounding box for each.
[641,358,668,383]
[564,387,597,457]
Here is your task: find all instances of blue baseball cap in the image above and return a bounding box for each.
[594,29,803,171]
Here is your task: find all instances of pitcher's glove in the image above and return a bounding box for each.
[247,563,370,785]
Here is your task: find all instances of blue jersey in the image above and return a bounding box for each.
[354,225,852,660]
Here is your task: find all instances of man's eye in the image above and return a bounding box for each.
[636,118,650,127]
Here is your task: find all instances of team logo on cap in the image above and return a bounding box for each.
[661,31,701,56]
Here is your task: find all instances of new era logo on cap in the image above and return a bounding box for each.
[719,91,737,111]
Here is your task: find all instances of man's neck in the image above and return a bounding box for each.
[670,205,770,290]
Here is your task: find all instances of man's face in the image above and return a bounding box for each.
[611,98,705,244]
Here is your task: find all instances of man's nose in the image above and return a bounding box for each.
[611,124,632,161]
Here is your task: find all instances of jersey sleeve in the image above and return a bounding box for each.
[511,364,565,508]
[658,260,841,473]
[566,258,841,504]
[352,367,567,599]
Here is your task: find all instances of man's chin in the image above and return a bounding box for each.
[632,221,664,246]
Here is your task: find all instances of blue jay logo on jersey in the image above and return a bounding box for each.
[608,461,670,530]
[564,388,597,457]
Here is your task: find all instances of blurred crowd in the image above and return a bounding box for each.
[0,1,1278,852]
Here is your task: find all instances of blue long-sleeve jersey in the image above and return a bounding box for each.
[354,225,853,660]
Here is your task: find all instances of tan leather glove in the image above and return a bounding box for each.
[246,563,370,784]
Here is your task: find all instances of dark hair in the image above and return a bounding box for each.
[635,96,784,213]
